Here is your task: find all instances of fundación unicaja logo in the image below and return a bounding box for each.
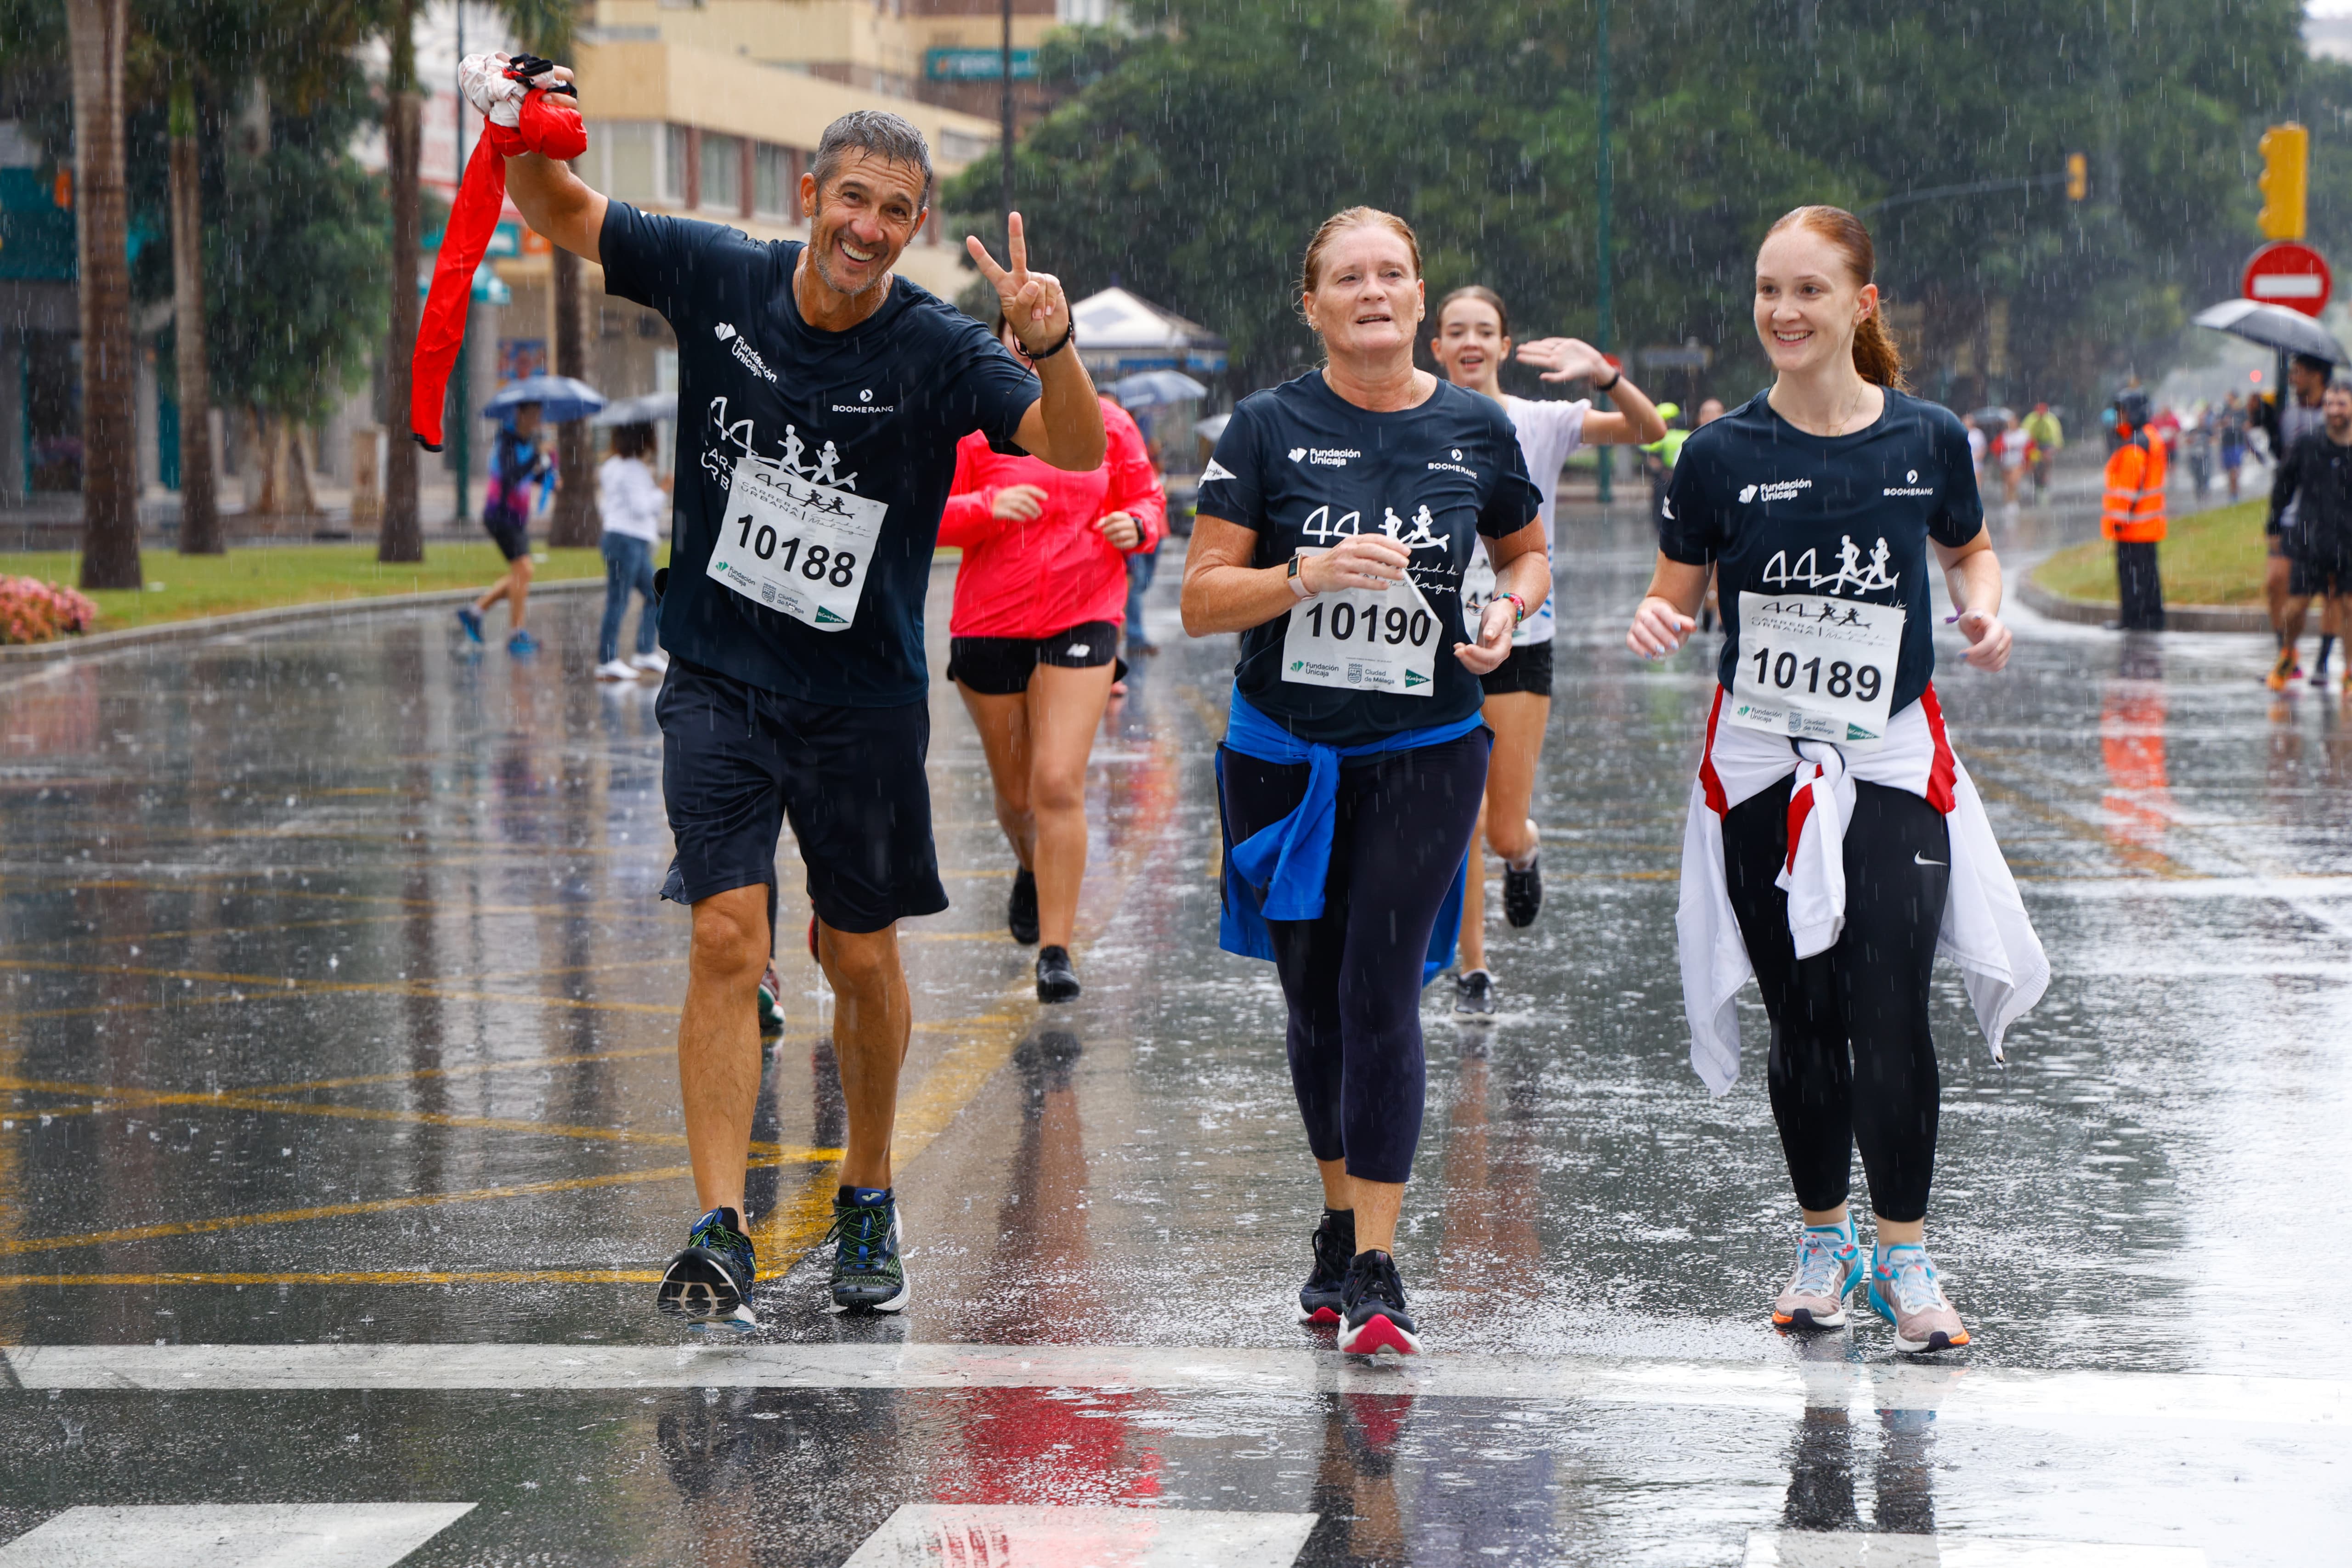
[1289,447,1308,462]
[1739,483,1759,504]
[714,323,736,341]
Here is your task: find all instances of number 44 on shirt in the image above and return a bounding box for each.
[707,457,891,632]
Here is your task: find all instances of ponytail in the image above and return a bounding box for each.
[1852,308,1906,391]
[1765,204,1909,391]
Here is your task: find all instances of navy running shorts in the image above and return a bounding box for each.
[945,619,1121,696]
[1477,637,1554,698]
[484,511,531,563]
[655,657,948,934]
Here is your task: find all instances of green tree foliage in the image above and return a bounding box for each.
[952,0,2310,410]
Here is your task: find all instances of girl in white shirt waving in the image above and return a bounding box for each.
[1429,286,1665,1014]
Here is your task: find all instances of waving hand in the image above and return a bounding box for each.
[966,212,1071,357]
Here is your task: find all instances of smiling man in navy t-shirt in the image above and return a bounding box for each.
[481,55,1107,1326]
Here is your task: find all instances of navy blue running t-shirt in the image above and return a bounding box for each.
[1659,387,1984,717]
[600,204,1040,707]
[1197,372,1543,746]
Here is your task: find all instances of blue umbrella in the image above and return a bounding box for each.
[1110,369,1209,408]
[483,374,606,424]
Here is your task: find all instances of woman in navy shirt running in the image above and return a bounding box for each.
[1627,206,2046,1355]
[1183,207,1547,1357]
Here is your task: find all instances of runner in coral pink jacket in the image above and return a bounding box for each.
[940,320,1167,1002]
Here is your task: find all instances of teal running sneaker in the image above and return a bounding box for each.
[656,1206,756,1328]
[1773,1221,1864,1331]
[756,962,785,1049]
[1867,1243,1971,1354]
[826,1186,910,1314]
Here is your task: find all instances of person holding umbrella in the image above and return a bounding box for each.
[457,399,553,654]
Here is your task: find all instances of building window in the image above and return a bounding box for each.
[939,127,996,166]
[701,132,741,215]
[599,122,660,205]
[661,124,690,206]
[754,143,796,221]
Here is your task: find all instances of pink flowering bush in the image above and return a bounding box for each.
[0,576,98,645]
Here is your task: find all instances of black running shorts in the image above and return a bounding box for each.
[656,657,948,934]
[2290,550,2352,599]
[1477,637,1555,698]
[484,512,531,563]
[946,619,1121,696]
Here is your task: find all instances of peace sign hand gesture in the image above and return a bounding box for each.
[1516,337,1615,385]
[966,212,1071,359]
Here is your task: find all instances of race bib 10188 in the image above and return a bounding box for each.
[1726,591,1905,750]
[706,457,888,632]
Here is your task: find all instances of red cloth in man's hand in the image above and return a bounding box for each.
[410,84,587,450]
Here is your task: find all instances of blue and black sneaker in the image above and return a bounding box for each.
[507,628,540,656]
[826,1186,910,1313]
[656,1206,756,1327]
[454,606,484,643]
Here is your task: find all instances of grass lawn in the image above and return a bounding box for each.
[0,543,621,633]
[2028,498,2269,607]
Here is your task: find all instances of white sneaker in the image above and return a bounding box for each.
[594,659,639,682]
[629,649,671,674]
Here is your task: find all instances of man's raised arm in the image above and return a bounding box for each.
[465,55,607,266]
[967,214,1106,473]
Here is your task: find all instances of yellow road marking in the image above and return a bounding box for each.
[0,958,678,1017]
[0,1270,666,1286]
[0,1151,837,1260]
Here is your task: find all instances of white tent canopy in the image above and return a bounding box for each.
[1070,287,1227,376]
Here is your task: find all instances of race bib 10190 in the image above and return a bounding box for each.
[1281,552,1443,697]
[1727,591,1905,750]
[706,457,888,632]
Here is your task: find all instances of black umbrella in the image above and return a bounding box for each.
[2191,300,2348,365]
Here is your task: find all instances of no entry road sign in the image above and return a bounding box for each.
[2243,242,2333,317]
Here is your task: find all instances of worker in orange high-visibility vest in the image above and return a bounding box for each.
[2103,389,2167,631]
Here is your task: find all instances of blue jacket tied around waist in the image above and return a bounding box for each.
[1216,689,1481,985]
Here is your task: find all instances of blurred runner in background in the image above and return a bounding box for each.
[1425,284,1664,1016]
[457,400,548,655]
[940,306,1165,1002]
[2022,402,2064,502]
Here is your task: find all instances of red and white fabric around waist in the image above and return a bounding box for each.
[1676,684,2049,1096]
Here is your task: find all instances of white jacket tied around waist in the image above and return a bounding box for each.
[1677,684,2049,1096]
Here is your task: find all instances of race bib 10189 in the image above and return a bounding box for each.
[1727,591,1905,750]
[706,457,888,632]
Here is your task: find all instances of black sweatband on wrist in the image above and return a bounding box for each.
[1595,368,1621,391]
[1027,321,1076,362]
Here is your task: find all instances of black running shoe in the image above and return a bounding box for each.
[656,1206,757,1327]
[1298,1208,1355,1324]
[1008,867,1040,945]
[1454,968,1496,1016]
[826,1187,910,1313]
[1503,852,1544,928]
[1036,944,1080,1003]
[1336,1249,1422,1357]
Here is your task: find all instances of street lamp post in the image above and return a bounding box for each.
[1594,0,1613,506]
[1000,0,1013,218]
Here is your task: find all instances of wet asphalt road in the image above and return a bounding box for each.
[0,493,2346,1564]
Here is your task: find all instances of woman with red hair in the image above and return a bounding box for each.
[1627,206,2046,1356]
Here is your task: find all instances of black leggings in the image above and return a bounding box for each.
[1218,731,1489,1185]
[1721,781,1950,1224]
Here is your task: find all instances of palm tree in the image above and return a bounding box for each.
[65,0,141,589]
[374,0,424,564]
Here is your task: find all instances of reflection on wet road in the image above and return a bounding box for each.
[1,502,2346,1563]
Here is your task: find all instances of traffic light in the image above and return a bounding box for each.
[2258,123,2309,240]
[2065,153,2088,203]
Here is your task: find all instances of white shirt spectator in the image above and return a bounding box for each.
[597,454,667,543]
